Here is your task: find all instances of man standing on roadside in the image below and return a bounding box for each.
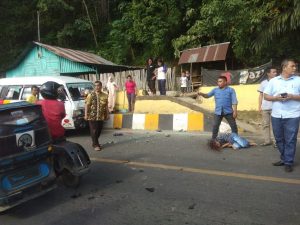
[258,67,277,146]
[198,76,238,139]
[85,81,109,151]
[264,59,300,172]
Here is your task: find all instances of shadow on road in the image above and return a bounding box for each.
[1,160,138,218]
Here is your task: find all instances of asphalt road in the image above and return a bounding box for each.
[1,129,300,225]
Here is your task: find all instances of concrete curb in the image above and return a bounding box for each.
[133,96,258,134]
[104,113,208,132]
[104,112,256,134]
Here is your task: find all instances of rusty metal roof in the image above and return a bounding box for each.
[34,42,115,65]
[178,42,230,65]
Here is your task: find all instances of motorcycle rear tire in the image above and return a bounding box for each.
[61,169,81,188]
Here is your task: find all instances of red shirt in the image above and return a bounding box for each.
[37,99,66,140]
[125,81,136,94]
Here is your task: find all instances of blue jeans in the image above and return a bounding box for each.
[158,79,166,95]
[271,117,300,165]
[230,133,249,149]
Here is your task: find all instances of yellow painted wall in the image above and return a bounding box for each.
[114,91,198,113]
[115,91,127,110]
[114,90,144,110]
[199,84,259,111]
[135,100,199,113]
[114,85,259,113]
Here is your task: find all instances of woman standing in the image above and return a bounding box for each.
[156,58,167,95]
[146,58,156,95]
[125,75,137,112]
[106,76,118,113]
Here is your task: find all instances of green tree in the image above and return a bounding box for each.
[0,0,39,72]
[99,0,193,65]
[253,0,300,52]
[1,0,299,72]
[173,0,282,66]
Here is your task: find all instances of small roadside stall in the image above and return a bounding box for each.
[178,42,230,90]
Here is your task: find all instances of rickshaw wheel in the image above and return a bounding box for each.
[61,169,81,188]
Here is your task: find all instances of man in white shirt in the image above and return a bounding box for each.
[258,67,277,146]
[264,59,300,172]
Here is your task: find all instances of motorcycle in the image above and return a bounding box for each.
[0,102,90,212]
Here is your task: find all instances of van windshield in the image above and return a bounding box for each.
[66,82,93,101]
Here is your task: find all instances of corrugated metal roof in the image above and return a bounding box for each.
[34,42,115,65]
[178,42,230,65]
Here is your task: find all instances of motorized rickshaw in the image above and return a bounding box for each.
[0,101,90,212]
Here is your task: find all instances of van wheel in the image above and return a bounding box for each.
[61,169,81,188]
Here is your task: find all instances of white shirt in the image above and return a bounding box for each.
[258,79,272,110]
[180,77,188,87]
[157,66,166,80]
[264,75,300,118]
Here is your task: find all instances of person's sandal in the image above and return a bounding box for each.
[94,145,102,151]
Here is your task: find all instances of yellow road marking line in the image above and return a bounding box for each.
[91,157,300,185]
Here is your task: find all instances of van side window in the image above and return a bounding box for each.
[3,86,22,100]
[21,86,43,101]
[21,87,31,100]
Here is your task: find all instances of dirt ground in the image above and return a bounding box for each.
[238,110,262,131]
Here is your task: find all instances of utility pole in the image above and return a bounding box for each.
[37,11,40,42]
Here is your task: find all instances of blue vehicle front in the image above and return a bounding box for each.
[0,102,56,212]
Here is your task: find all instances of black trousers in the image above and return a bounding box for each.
[89,120,104,147]
[147,80,156,94]
[212,113,238,139]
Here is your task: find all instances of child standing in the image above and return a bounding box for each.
[185,70,191,92]
[180,72,188,96]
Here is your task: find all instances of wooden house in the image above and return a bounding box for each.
[5,41,137,78]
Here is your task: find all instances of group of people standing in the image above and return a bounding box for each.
[105,74,137,114]
[262,59,300,172]
[146,57,193,96]
[146,57,167,96]
[199,59,300,173]
[26,58,300,171]
[256,59,300,172]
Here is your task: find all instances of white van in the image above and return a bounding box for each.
[0,76,93,129]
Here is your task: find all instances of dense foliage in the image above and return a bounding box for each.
[0,0,299,71]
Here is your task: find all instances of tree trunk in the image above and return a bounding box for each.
[82,0,98,47]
